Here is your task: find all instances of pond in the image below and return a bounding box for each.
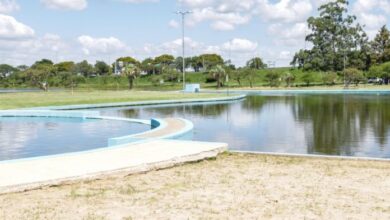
[100,94,390,158]
[0,117,149,161]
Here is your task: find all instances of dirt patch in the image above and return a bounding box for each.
[0,153,389,219]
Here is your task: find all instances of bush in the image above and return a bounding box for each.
[322,72,338,86]
[344,68,365,86]
[283,72,295,87]
[265,71,281,87]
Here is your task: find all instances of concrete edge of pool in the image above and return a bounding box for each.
[202,89,390,94]
[232,151,390,162]
[0,139,227,194]
[0,108,223,193]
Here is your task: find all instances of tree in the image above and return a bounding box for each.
[246,57,267,69]
[122,64,140,90]
[75,60,94,77]
[243,68,258,88]
[154,54,175,66]
[0,64,17,78]
[117,57,140,66]
[94,61,111,75]
[291,49,310,69]
[344,68,365,86]
[199,54,224,69]
[25,63,55,91]
[371,25,390,64]
[55,71,85,88]
[265,71,281,87]
[322,72,338,85]
[230,69,244,86]
[55,61,75,72]
[33,59,53,67]
[368,62,390,84]
[174,56,191,72]
[162,66,180,82]
[293,0,369,71]
[283,72,295,87]
[140,58,156,75]
[209,65,226,88]
[188,56,203,72]
[16,65,29,71]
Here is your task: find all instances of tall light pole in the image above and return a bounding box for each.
[175,10,192,91]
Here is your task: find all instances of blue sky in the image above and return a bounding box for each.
[0,0,389,67]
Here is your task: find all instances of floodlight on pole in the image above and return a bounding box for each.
[175,10,192,91]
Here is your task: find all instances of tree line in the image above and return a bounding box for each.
[0,50,270,90]
[291,0,390,86]
[1,0,390,90]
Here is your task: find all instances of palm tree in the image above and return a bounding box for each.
[246,57,267,69]
[122,64,140,90]
[209,65,226,89]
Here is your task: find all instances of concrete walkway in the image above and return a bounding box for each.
[0,139,227,194]
[136,118,186,138]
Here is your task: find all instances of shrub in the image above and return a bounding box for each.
[265,71,281,87]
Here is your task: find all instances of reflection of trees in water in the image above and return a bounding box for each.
[242,96,267,113]
[291,95,390,155]
[115,108,140,118]
[137,103,230,118]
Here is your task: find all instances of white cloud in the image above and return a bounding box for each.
[352,0,390,39]
[268,22,309,47]
[222,38,258,52]
[359,13,387,30]
[0,32,72,66]
[279,51,292,60]
[77,35,128,55]
[41,0,87,10]
[42,33,67,52]
[0,0,19,13]
[256,0,313,23]
[210,21,235,31]
[353,0,390,14]
[168,19,179,28]
[0,14,34,39]
[156,37,201,55]
[188,7,251,31]
[177,0,315,31]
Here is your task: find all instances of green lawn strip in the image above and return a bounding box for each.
[0,90,227,110]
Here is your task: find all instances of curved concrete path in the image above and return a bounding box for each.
[136,118,187,138]
[0,139,227,194]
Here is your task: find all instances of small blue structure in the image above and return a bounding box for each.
[185,84,200,93]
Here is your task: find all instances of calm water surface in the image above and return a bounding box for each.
[100,94,390,158]
[0,117,149,161]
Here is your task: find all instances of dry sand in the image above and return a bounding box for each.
[0,153,389,220]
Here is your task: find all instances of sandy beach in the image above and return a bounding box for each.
[0,153,389,219]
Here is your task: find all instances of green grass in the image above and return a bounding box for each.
[0,90,227,110]
[73,68,390,90]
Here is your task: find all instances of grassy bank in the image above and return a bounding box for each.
[0,90,226,110]
[0,153,389,219]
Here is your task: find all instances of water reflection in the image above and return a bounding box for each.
[101,94,390,158]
